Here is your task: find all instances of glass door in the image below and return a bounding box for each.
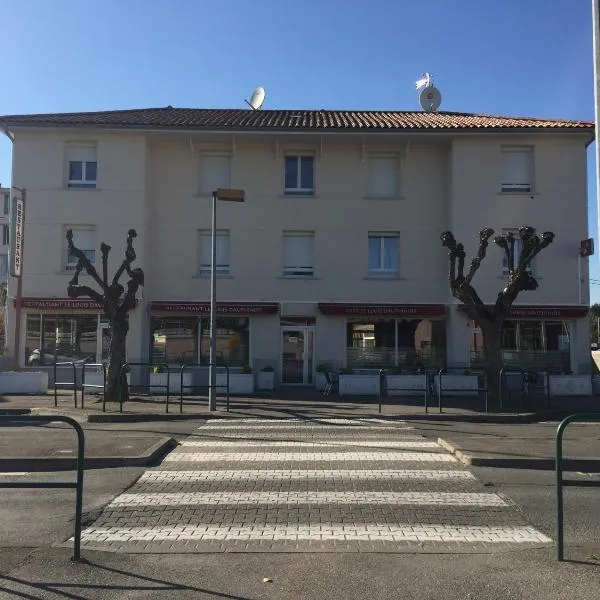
[281,327,314,385]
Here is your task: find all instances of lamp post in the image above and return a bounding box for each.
[208,188,245,411]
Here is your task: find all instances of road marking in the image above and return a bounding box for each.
[79,523,552,544]
[163,451,457,463]
[139,469,477,482]
[0,472,28,476]
[199,425,415,431]
[180,440,440,449]
[109,491,508,507]
[203,419,408,425]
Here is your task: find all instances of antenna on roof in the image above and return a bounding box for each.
[245,86,266,110]
[416,73,442,112]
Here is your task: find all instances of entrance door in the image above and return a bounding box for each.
[281,327,314,385]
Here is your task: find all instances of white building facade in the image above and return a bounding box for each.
[0,108,594,385]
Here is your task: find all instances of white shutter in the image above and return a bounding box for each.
[199,231,229,273]
[199,233,211,271]
[368,156,398,197]
[67,144,97,163]
[215,234,230,272]
[283,234,313,275]
[199,155,231,196]
[66,228,95,269]
[501,147,532,192]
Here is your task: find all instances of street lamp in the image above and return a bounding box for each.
[208,188,245,411]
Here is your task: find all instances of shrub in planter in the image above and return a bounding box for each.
[261,365,274,372]
[339,367,353,375]
[316,364,329,373]
[242,364,252,374]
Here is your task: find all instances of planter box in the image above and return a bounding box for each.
[0,371,48,394]
[149,372,193,394]
[549,375,592,397]
[82,369,106,391]
[434,374,479,396]
[216,372,254,395]
[386,374,427,397]
[316,372,328,391]
[338,374,380,396]
[257,371,275,391]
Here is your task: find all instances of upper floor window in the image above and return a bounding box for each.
[65,227,96,270]
[3,193,9,215]
[284,156,314,195]
[2,224,8,246]
[368,233,399,276]
[367,154,400,198]
[501,146,534,193]
[283,231,314,276]
[67,144,97,188]
[198,154,231,197]
[501,231,534,275]
[198,230,230,275]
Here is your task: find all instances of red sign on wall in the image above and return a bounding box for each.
[151,302,279,315]
[318,303,446,317]
[19,298,102,310]
[458,305,589,319]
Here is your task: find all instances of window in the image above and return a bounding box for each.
[198,230,230,274]
[198,154,231,196]
[2,224,8,246]
[501,232,534,275]
[0,254,7,277]
[3,193,9,215]
[368,233,399,275]
[367,154,399,198]
[67,144,97,188]
[65,227,96,270]
[284,156,314,195]
[283,232,314,276]
[501,146,533,193]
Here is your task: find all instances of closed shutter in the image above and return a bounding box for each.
[199,155,231,196]
[283,234,314,275]
[368,156,399,197]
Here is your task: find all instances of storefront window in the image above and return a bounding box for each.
[200,317,249,366]
[346,318,445,369]
[25,314,99,365]
[151,318,198,364]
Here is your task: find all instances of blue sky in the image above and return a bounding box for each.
[0,0,597,296]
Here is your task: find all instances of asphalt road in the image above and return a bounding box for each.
[0,418,599,599]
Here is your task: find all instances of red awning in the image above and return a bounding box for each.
[151,301,279,315]
[19,298,102,310]
[318,303,446,317]
[457,305,589,319]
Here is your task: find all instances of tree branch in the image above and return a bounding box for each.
[465,227,495,284]
[66,229,108,294]
[67,283,104,305]
[112,230,138,288]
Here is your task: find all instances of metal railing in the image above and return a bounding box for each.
[53,362,78,408]
[499,367,550,411]
[437,368,488,413]
[377,368,430,414]
[555,413,600,561]
[179,363,230,412]
[81,362,106,410]
[0,415,85,561]
[118,362,170,413]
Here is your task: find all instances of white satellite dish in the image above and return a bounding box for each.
[419,85,442,112]
[245,86,266,110]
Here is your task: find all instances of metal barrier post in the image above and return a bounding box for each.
[0,415,85,561]
[81,363,106,410]
[437,368,444,413]
[226,365,230,412]
[53,362,77,408]
[378,369,385,414]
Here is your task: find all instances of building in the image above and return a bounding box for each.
[0,107,594,384]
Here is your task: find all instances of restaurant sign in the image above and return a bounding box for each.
[151,302,279,315]
[318,303,446,317]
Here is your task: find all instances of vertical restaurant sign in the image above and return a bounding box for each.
[10,196,23,277]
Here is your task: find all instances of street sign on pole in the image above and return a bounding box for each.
[10,196,24,277]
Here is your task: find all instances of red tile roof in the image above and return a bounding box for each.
[0,107,593,133]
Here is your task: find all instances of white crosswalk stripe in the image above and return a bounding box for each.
[78,417,552,552]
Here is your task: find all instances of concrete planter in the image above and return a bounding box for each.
[338,374,380,396]
[434,374,479,396]
[257,371,275,391]
[0,371,48,394]
[549,375,592,397]
[386,374,427,396]
[216,372,254,395]
[149,372,193,394]
[316,372,327,391]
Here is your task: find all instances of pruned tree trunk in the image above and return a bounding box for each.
[441,227,555,411]
[106,316,129,403]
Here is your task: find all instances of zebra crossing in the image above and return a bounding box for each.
[76,418,552,553]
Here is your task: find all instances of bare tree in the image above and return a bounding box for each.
[441,226,555,404]
[66,229,144,402]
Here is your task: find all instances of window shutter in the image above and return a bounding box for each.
[501,148,532,191]
[368,156,398,197]
[199,232,229,272]
[283,235,313,274]
[66,228,95,268]
[199,155,231,196]
[68,145,97,163]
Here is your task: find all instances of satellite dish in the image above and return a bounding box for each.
[419,85,442,112]
[245,86,266,110]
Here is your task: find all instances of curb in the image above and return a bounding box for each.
[0,436,177,472]
[437,437,600,471]
[87,413,210,423]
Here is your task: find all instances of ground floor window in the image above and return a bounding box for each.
[469,319,571,372]
[151,316,249,366]
[25,313,104,365]
[346,318,446,370]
